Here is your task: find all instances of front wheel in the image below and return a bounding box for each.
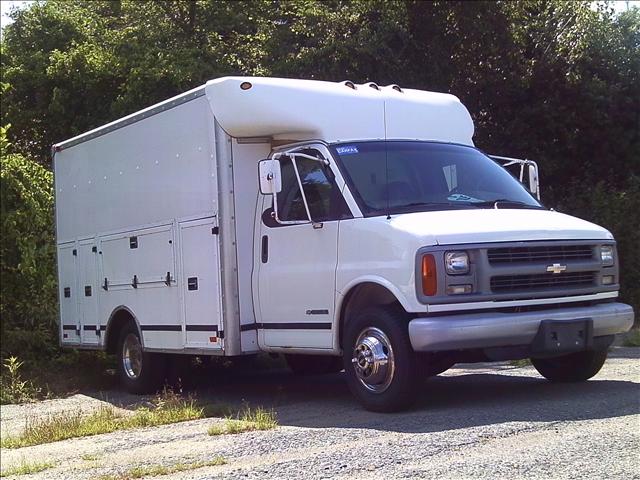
[343,306,418,412]
[531,349,608,383]
[117,324,167,394]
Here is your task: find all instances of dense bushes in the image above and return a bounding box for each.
[0,0,638,367]
[558,178,640,313]
[0,123,57,357]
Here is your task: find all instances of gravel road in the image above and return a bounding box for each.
[1,347,638,480]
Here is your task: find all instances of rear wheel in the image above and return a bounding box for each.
[285,354,343,375]
[117,324,167,394]
[531,349,608,382]
[343,306,417,412]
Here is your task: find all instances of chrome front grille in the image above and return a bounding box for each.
[487,245,594,265]
[490,271,597,293]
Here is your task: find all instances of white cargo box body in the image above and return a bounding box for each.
[54,77,474,356]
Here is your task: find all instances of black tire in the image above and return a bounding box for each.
[421,356,456,378]
[285,354,344,375]
[531,349,608,383]
[117,323,167,394]
[343,306,418,412]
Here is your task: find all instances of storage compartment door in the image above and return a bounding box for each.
[100,225,175,290]
[180,217,223,349]
[78,240,100,345]
[58,242,80,344]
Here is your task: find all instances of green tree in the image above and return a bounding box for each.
[0,0,638,334]
[0,121,56,336]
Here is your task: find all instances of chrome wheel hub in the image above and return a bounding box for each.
[122,333,143,380]
[351,327,395,393]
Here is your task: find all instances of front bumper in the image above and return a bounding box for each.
[408,302,634,352]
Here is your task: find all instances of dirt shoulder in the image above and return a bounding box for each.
[1,347,638,479]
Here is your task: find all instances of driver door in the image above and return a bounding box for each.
[255,149,351,349]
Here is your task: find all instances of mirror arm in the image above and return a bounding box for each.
[292,152,330,166]
[490,155,541,201]
[270,151,325,227]
[275,151,329,166]
[271,193,311,225]
[290,155,315,224]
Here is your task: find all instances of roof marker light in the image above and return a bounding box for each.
[240,81,253,90]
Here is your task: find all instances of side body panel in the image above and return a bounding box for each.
[98,223,185,350]
[55,95,224,352]
[180,217,223,348]
[78,239,100,345]
[55,95,217,243]
[336,217,426,317]
[255,195,338,350]
[230,139,272,353]
[58,242,80,344]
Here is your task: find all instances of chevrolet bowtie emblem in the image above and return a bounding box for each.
[546,263,567,274]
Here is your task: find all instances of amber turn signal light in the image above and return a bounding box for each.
[422,254,437,296]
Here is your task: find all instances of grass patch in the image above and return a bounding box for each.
[0,390,204,449]
[622,329,640,347]
[509,358,532,368]
[80,453,100,461]
[0,459,55,477]
[208,407,277,436]
[97,457,226,480]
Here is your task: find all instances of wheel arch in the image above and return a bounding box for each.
[105,306,142,354]
[336,279,409,350]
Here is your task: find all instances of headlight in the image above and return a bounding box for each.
[444,251,469,275]
[600,246,614,266]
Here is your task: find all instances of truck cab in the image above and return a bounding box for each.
[255,138,632,411]
[53,77,634,412]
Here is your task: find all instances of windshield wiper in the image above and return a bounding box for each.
[469,199,543,209]
[383,202,477,213]
[398,201,478,209]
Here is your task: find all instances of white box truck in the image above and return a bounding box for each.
[53,77,634,411]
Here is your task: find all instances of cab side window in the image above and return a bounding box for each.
[274,151,351,223]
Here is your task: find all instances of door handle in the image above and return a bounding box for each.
[261,235,269,263]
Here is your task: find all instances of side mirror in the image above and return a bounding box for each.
[258,159,282,195]
[527,163,540,199]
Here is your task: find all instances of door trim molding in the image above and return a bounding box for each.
[241,322,332,331]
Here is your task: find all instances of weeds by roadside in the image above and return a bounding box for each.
[0,348,116,405]
[0,357,41,404]
[208,407,277,436]
[0,459,55,477]
[97,457,226,480]
[509,358,532,368]
[622,329,640,347]
[1,389,204,448]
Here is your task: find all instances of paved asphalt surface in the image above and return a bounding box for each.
[1,347,638,479]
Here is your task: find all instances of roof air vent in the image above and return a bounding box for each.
[367,82,380,91]
[342,80,357,90]
[390,84,403,93]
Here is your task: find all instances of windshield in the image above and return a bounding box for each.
[330,141,543,216]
